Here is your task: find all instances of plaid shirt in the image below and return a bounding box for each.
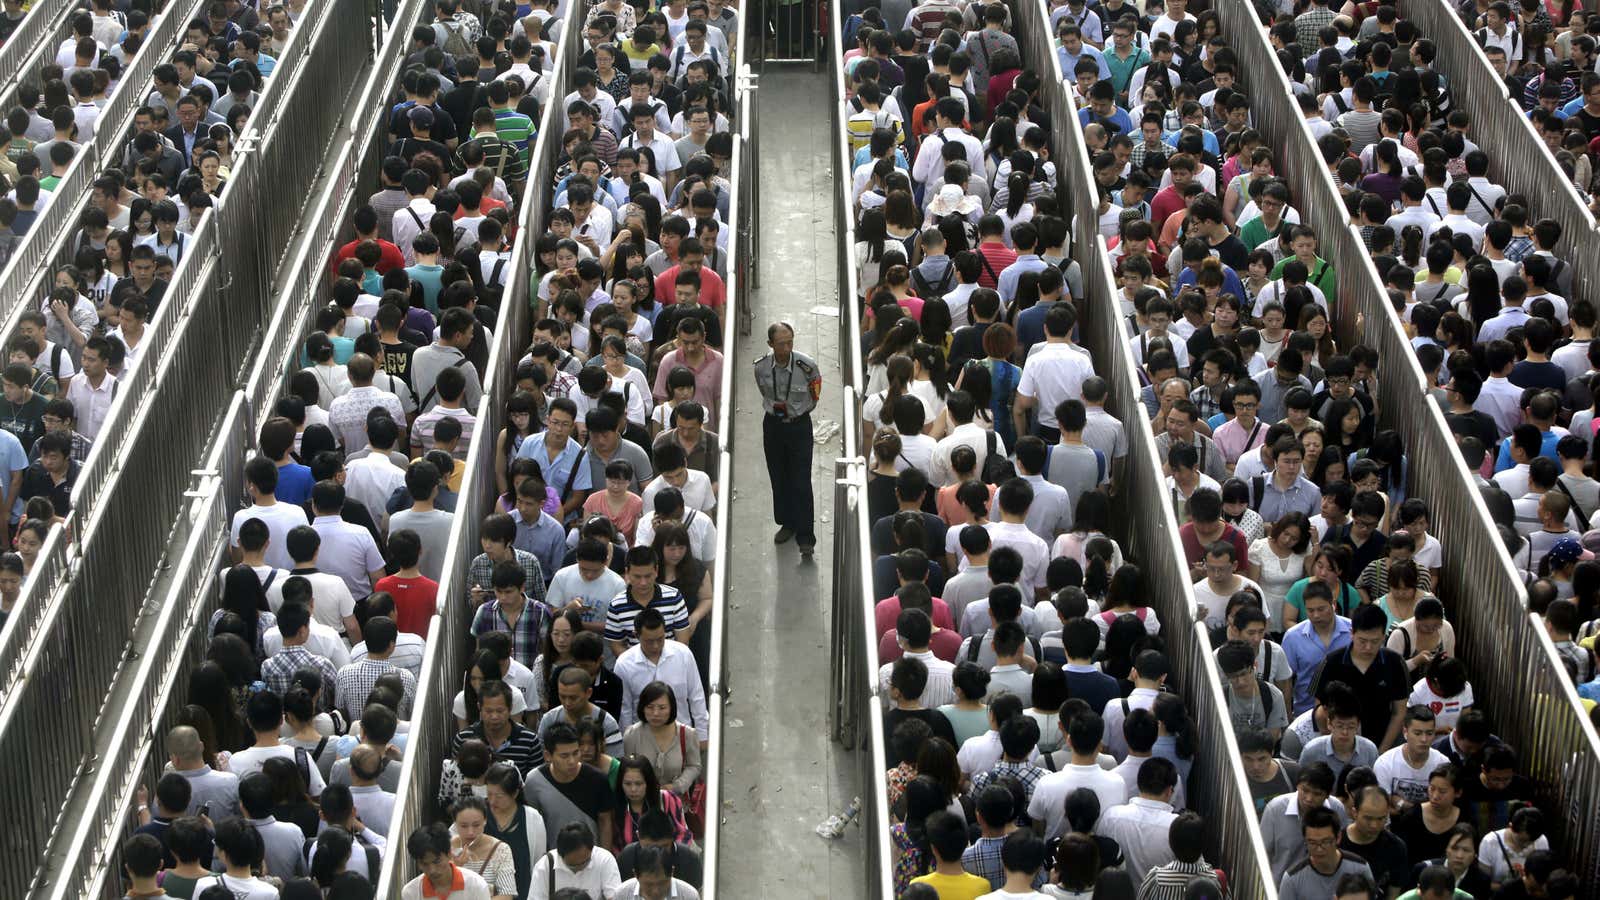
[1294,6,1336,57]
[467,550,547,606]
[1189,383,1224,422]
[970,759,1048,809]
[261,646,340,711]
[1129,139,1177,171]
[30,430,92,463]
[470,598,549,668]
[335,658,417,720]
[1139,859,1223,900]
[962,834,1051,890]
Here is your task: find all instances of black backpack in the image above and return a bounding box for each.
[981,431,1016,484]
[911,260,955,298]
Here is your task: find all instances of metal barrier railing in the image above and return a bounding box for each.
[370,8,752,890]
[1020,1,1276,892]
[0,0,213,390]
[0,3,376,892]
[1396,0,1600,305]
[59,1,448,893]
[1216,0,1600,881]
[824,7,893,896]
[0,0,80,112]
[47,393,245,900]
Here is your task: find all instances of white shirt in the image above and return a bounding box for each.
[328,385,406,454]
[1101,687,1160,761]
[344,453,408,531]
[311,514,387,597]
[980,521,1050,594]
[392,198,437,265]
[528,846,622,900]
[878,649,956,709]
[1193,575,1263,628]
[228,744,328,795]
[640,468,716,514]
[1018,343,1096,428]
[1372,745,1450,805]
[262,621,351,667]
[194,874,280,900]
[349,783,397,837]
[268,570,356,634]
[403,867,494,900]
[634,507,718,562]
[1097,796,1179,878]
[1027,762,1129,839]
[230,502,311,571]
[352,632,427,678]
[930,421,1002,488]
[957,729,1040,779]
[615,640,711,739]
[65,371,116,441]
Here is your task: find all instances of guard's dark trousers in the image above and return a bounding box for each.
[763,412,815,543]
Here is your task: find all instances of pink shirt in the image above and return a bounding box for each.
[1212,416,1268,465]
[875,595,955,638]
[652,346,725,422]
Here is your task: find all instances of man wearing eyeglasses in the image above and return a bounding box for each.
[1279,806,1375,900]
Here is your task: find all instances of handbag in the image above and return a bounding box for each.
[679,725,708,838]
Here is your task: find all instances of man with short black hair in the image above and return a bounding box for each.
[525,725,617,853]
[1311,603,1410,751]
[1279,806,1375,900]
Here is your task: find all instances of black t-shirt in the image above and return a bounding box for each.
[541,763,614,819]
[948,322,993,371]
[1310,647,1410,743]
[884,708,957,767]
[1211,235,1250,271]
[379,339,418,386]
[1572,107,1600,138]
[1390,804,1456,864]
[653,303,722,349]
[389,137,451,165]
[111,276,169,309]
[1339,828,1413,893]
[1447,410,1501,456]
[0,11,23,43]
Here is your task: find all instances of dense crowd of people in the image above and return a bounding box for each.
[85,0,742,896]
[843,0,1600,896]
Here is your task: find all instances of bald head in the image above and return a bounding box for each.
[167,726,203,765]
[350,744,384,783]
[347,352,376,385]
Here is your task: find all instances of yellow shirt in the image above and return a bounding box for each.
[413,455,463,492]
[910,871,991,900]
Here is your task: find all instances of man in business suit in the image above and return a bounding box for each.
[163,96,205,164]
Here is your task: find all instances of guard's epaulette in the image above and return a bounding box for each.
[794,355,819,375]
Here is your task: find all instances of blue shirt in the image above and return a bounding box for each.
[1282,616,1352,715]
[510,508,566,585]
[1080,105,1132,136]
[276,462,316,506]
[1494,429,1561,473]
[1252,475,1322,523]
[1164,127,1220,157]
[1059,44,1111,80]
[853,146,909,170]
[1174,262,1247,300]
[996,254,1048,307]
[516,433,594,502]
[405,263,445,314]
[0,430,29,521]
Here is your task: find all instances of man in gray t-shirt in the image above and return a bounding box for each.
[1219,640,1288,739]
[1278,807,1374,900]
[388,460,454,581]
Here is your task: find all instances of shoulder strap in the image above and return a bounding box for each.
[419,356,471,409]
[364,842,381,875]
[1331,92,1349,114]
[1555,478,1591,526]
[1121,697,1130,715]
[260,569,278,592]
[294,746,312,793]
[561,447,589,500]
[1258,678,1275,720]
[407,207,426,230]
[49,345,63,380]
[314,735,330,760]
[967,635,982,662]
[1464,180,1498,217]
[1043,749,1059,771]
[548,849,559,896]
[1250,475,1266,512]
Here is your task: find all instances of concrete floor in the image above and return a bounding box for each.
[717,69,868,898]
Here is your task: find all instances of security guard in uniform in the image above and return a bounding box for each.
[753,321,822,557]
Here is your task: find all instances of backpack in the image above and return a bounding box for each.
[480,255,508,306]
[438,19,474,58]
[966,630,1042,661]
[981,431,1016,484]
[911,260,955,299]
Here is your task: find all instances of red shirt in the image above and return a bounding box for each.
[377,573,440,638]
[334,237,406,276]
[1178,522,1250,574]
[875,596,955,638]
[986,70,1022,116]
[654,265,726,309]
[1150,185,1188,231]
[879,627,963,663]
[975,242,1017,289]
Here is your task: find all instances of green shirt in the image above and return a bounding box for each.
[1271,254,1337,301]
[1240,215,1285,254]
[1104,45,1150,99]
